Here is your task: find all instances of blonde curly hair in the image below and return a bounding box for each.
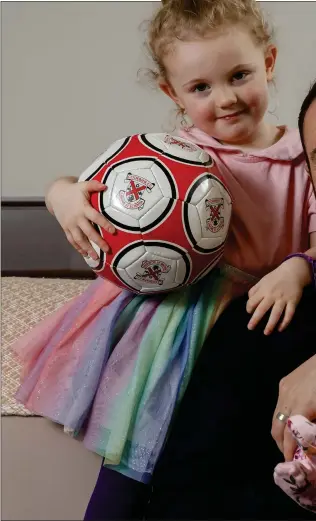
[147,0,273,84]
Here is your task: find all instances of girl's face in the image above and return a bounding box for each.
[160,25,277,146]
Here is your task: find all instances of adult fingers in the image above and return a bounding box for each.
[271,392,291,455]
[271,413,286,455]
[283,424,298,461]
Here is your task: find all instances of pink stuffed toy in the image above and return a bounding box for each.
[274,415,316,513]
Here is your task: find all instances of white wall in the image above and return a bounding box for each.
[2,1,316,197]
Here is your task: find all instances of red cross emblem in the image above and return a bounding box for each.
[209,203,222,223]
[126,180,147,201]
[144,266,161,282]
[205,197,224,233]
[134,260,171,286]
[118,172,155,211]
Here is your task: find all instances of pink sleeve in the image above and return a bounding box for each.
[308,183,316,234]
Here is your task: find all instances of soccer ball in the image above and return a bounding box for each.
[79,133,232,294]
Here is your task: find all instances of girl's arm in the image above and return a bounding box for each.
[45,176,78,215]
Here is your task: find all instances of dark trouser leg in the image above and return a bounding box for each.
[145,289,316,520]
[84,466,149,520]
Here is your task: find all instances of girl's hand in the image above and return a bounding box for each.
[46,177,116,260]
[246,257,311,335]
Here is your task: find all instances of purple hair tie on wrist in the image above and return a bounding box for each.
[283,253,316,289]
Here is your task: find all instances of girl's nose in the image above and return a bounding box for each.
[213,86,238,109]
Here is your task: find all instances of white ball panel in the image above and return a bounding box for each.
[125,252,177,291]
[112,241,191,292]
[116,267,142,292]
[141,134,210,164]
[188,176,215,206]
[140,282,178,293]
[185,204,203,240]
[217,182,232,205]
[138,283,173,293]
[196,187,231,241]
[102,137,130,162]
[84,257,99,269]
[110,169,163,221]
[175,258,190,284]
[114,160,155,173]
[139,197,173,232]
[83,241,103,268]
[144,244,183,261]
[163,138,207,163]
[78,137,128,182]
[197,194,224,236]
[100,169,117,209]
[184,200,229,253]
[105,205,139,230]
[197,149,212,164]
[197,236,226,250]
[113,243,146,269]
[150,163,176,198]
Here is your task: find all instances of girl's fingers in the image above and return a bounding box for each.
[85,206,116,234]
[79,219,111,254]
[65,230,90,257]
[278,301,296,332]
[247,298,272,330]
[246,292,264,314]
[264,301,285,335]
[71,227,100,260]
[82,180,107,193]
[248,283,260,298]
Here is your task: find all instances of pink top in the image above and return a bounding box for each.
[179,126,316,278]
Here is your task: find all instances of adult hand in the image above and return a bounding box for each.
[271,355,316,461]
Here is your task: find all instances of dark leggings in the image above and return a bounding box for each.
[84,289,316,520]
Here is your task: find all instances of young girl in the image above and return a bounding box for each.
[12,0,316,518]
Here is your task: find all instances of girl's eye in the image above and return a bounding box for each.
[233,71,249,82]
[193,83,210,93]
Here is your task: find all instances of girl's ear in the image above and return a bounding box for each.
[159,80,184,109]
[265,44,277,82]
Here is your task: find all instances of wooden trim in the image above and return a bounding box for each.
[1,270,96,279]
[2,198,94,279]
[1,198,46,207]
